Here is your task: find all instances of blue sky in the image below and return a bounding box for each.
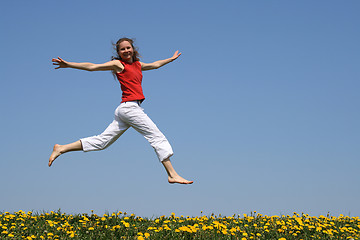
[1,0,359,218]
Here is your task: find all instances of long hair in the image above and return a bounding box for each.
[112,37,140,62]
[111,37,141,79]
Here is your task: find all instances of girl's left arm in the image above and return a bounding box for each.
[140,51,181,71]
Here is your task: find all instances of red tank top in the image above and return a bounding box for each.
[116,60,145,103]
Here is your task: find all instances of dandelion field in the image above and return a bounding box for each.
[1,210,359,239]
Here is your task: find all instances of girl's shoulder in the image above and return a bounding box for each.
[108,59,124,74]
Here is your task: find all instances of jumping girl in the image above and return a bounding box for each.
[49,37,193,185]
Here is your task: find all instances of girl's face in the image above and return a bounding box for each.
[118,41,134,63]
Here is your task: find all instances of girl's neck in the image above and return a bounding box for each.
[123,59,133,64]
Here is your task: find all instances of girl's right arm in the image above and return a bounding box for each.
[52,57,124,73]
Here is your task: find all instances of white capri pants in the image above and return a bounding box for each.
[80,101,173,162]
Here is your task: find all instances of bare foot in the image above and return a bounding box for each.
[49,144,62,167]
[168,176,193,184]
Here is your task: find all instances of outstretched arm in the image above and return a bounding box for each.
[52,57,124,72]
[140,51,181,71]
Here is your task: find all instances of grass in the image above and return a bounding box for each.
[0,210,359,239]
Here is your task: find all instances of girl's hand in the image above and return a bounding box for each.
[140,51,182,71]
[171,50,182,61]
[52,57,69,69]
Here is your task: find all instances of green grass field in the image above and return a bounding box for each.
[1,210,358,239]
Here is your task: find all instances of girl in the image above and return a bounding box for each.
[49,38,193,185]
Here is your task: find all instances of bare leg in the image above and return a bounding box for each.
[48,140,83,167]
[162,158,193,184]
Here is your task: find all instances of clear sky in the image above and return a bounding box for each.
[1,0,359,218]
